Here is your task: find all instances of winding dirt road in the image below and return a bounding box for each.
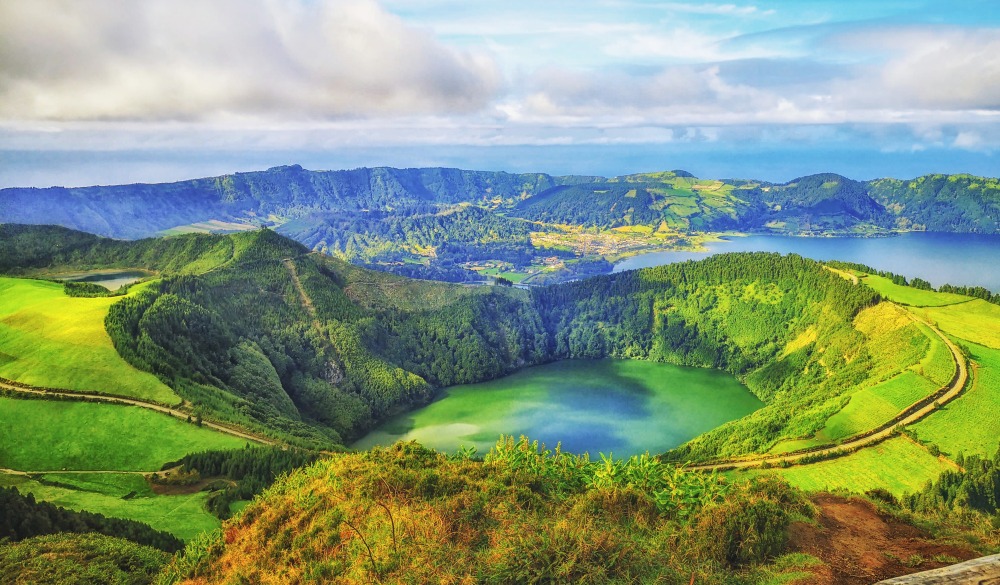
[690,307,968,471]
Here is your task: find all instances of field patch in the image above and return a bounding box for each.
[918,299,1000,348]
[0,277,177,403]
[0,397,247,471]
[0,472,220,541]
[861,275,971,306]
[911,322,956,386]
[743,437,953,496]
[911,342,1000,458]
[821,372,938,441]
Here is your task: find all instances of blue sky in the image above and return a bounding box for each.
[2,0,999,187]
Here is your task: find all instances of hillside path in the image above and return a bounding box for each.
[0,378,274,447]
[283,257,322,330]
[690,309,967,471]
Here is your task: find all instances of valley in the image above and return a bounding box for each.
[1,174,1000,583]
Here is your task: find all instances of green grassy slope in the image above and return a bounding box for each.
[0,473,221,541]
[743,437,954,496]
[918,300,1000,348]
[821,372,938,441]
[911,342,1000,458]
[0,397,247,471]
[0,277,177,403]
[861,274,972,307]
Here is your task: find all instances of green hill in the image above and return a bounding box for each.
[0,225,943,461]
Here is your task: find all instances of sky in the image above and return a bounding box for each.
[1,0,999,187]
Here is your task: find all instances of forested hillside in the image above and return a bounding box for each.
[0,225,933,461]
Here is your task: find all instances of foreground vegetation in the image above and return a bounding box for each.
[159,439,817,584]
[0,533,169,585]
[159,437,1000,585]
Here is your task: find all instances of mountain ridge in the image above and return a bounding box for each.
[3,165,999,238]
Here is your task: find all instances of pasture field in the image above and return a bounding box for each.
[0,397,247,471]
[478,267,531,283]
[0,472,220,541]
[918,299,1000,349]
[0,277,178,403]
[861,275,971,307]
[821,371,938,441]
[911,322,956,386]
[743,436,954,496]
[911,342,1000,458]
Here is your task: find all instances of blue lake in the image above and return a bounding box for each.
[614,232,1000,292]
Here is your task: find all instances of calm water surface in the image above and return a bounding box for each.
[614,232,1000,292]
[62,270,151,290]
[353,360,763,456]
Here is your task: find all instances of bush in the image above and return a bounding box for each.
[694,477,810,568]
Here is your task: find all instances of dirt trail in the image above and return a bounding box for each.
[691,306,968,471]
[789,494,978,585]
[283,257,322,331]
[0,378,274,446]
[824,265,860,285]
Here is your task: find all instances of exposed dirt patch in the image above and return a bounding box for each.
[149,475,233,496]
[788,494,978,585]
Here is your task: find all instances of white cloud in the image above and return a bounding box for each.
[0,0,501,121]
[954,131,984,150]
[832,27,1000,111]
[660,3,766,16]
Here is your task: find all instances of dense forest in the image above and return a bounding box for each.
[0,225,916,462]
[171,446,322,518]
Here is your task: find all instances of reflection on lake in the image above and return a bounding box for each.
[61,270,152,290]
[614,232,1000,292]
[353,359,762,456]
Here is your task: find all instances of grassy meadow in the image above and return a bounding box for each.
[861,274,971,307]
[918,299,1000,349]
[745,436,954,496]
[0,277,178,403]
[911,341,1000,458]
[0,472,221,541]
[0,397,247,471]
[821,371,938,441]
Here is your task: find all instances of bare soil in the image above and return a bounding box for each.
[788,494,978,584]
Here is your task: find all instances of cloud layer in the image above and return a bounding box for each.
[2,0,1000,186]
[0,0,500,121]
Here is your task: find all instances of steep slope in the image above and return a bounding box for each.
[1,226,551,448]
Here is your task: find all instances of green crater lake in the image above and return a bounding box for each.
[353,360,763,456]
